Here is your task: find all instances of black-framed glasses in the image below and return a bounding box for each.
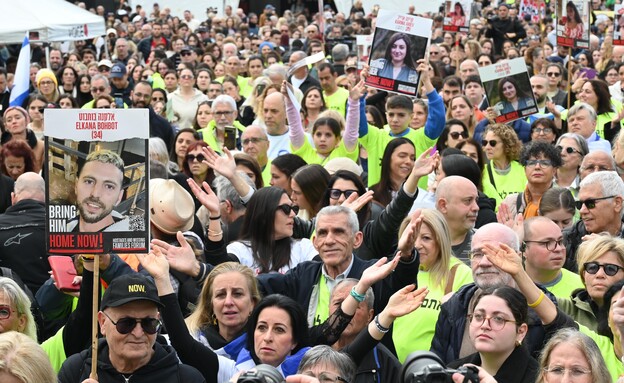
[186,154,206,162]
[556,145,581,155]
[481,140,498,147]
[215,111,234,116]
[543,366,591,378]
[574,195,615,210]
[0,305,15,320]
[532,127,553,135]
[102,311,161,334]
[546,72,561,77]
[526,159,553,168]
[91,86,107,93]
[584,262,624,276]
[181,51,192,56]
[449,131,469,140]
[302,371,350,383]
[276,204,299,215]
[242,137,267,145]
[329,189,358,200]
[467,312,516,331]
[524,238,563,251]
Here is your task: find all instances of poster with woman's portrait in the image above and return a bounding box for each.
[443,0,473,32]
[556,0,590,48]
[614,4,624,45]
[366,10,432,96]
[478,58,538,124]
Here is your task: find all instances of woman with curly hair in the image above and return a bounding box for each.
[481,123,526,206]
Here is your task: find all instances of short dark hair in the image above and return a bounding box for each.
[474,286,528,325]
[317,62,336,75]
[519,141,562,168]
[464,75,482,88]
[443,75,462,88]
[386,95,413,111]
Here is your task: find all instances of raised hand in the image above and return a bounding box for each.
[383,285,429,319]
[612,286,624,341]
[151,232,199,277]
[397,210,422,258]
[136,246,170,280]
[341,190,374,212]
[349,79,366,101]
[481,243,523,277]
[360,255,400,289]
[496,204,524,242]
[411,147,439,179]
[187,178,220,215]
[201,145,236,179]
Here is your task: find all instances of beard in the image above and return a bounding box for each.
[77,197,114,224]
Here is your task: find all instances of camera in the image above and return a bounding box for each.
[401,351,480,383]
[236,364,285,383]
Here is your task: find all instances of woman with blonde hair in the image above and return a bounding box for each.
[393,209,473,362]
[0,278,37,341]
[0,331,55,383]
[536,328,611,383]
[465,40,482,61]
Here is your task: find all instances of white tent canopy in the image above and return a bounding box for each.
[0,0,106,44]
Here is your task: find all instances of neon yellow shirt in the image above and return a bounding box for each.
[323,87,350,117]
[544,268,584,299]
[291,139,358,165]
[481,161,527,207]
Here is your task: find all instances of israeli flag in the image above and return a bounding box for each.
[9,35,31,107]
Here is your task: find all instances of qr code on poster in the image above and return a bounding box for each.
[129,215,145,231]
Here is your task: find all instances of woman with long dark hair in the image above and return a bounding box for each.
[174,141,215,210]
[562,1,584,39]
[75,74,93,107]
[291,164,331,219]
[370,33,418,82]
[574,79,623,141]
[495,77,534,115]
[370,138,414,208]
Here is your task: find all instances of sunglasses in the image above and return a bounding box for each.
[584,262,624,276]
[574,195,614,210]
[186,154,206,162]
[556,145,581,155]
[91,87,107,93]
[102,312,161,334]
[181,51,192,56]
[449,131,469,140]
[329,189,358,200]
[276,204,299,215]
[481,140,498,147]
[180,74,194,80]
[546,72,561,77]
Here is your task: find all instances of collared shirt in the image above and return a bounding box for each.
[321,254,355,292]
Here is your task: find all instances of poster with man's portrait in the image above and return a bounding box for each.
[614,4,624,45]
[366,10,432,96]
[45,109,149,254]
[443,0,474,33]
[556,0,590,48]
[478,58,538,124]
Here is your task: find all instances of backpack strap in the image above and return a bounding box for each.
[487,162,497,191]
[516,192,525,216]
[445,264,460,295]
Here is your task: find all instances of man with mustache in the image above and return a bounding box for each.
[67,150,129,232]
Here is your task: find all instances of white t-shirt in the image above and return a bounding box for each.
[227,238,317,275]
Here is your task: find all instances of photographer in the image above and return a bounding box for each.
[484,4,526,57]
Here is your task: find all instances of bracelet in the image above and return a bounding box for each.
[207,229,223,236]
[209,215,221,220]
[528,291,545,308]
[350,286,366,303]
[374,315,389,333]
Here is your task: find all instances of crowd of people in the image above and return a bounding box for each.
[3,0,624,382]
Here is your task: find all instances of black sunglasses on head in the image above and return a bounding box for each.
[103,312,161,334]
[276,204,299,215]
[584,262,624,276]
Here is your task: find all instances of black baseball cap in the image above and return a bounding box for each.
[101,274,163,310]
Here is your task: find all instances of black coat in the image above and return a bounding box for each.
[563,217,624,273]
[353,344,402,383]
[448,345,538,383]
[0,174,13,215]
[148,107,175,152]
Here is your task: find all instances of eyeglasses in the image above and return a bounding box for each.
[302,371,349,383]
[532,127,553,135]
[242,137,266,145]
[276,204,299,215]
[543,366,591,378]
[556,145,581,155]
[449,131,469,140]
[215,111,234,116]
[574,195,615,210]
[469,251,484,260]
[181,51,192,56]
[39,80,54,86]
[102,311,161,334]
[430,51,440,56]
[0,305,15,320]
[329,189,358,200]
[468,312,516,331]
[91,86,107,93]
[180,74,194,80]
[152,97,164,102]
[526,159,553,168]
[481,140,498,147]
[584,262,624,276]
[524,238,564,251]
[546,72,561,77]
[186,154,206,162]
[142,75,151,80]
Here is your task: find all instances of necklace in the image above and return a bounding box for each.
[121,373,133,383]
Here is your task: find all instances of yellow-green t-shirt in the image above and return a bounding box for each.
[291,139,358,166]
[482,161,527,208]
[323,87,349,117]
[393,257,474,362]
[579,323,624,382]
[544,268,584,299]
[262,158,272,187]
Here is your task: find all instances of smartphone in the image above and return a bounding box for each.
[580,68,597,80]
[224,126,237,150]
[48,256,80,292]
[113,94,124,108]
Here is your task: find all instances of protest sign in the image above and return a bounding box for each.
[615,4,624,45]
[443,0,473,32]
[556,0,590,48]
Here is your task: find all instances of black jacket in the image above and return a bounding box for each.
[147,107,175,152]
[562,217,624,273]
[0,199,48,293]
[354,344,402,383]
[484,17,526,56]
[288,73,322,95]
[58,338,205,383]
[475,192,497,229]
[448,345,538,383]
[0,174,13,215]
[430,283,557,364]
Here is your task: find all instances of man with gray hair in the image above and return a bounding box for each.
[431,222,556,363]
[213,173,254,244]
[222,42,238,60]
[288,51,321,93]
[331,43,349,76]
[197,94,244,149]
[0,172,49,293]
[264,64,289,85]
[566,102,611,153]
[579,150,616,180]
[563,171,624,271]
[298,345,357,383]
[241,125,271,183]
[81,74,111,109]
[458,59,479,82]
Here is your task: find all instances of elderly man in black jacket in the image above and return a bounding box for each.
[484,4,526,56]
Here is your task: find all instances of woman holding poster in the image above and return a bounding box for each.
[370,33,418,82]
[495,77,534,115]
[561,1,584,39]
